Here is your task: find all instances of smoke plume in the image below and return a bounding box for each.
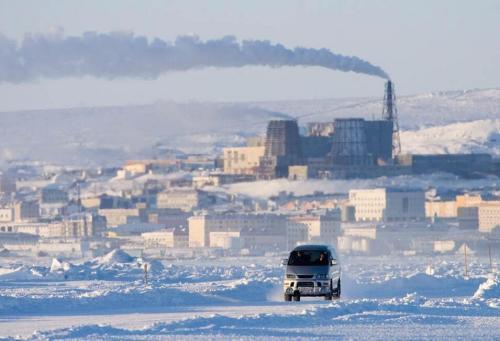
[0,30,389,83]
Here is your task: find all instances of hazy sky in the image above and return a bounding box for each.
[0,0,499,111]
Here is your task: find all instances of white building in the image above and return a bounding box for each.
[98,208,140,227]
[349,188,425,222]
[223,146,265,175]
[337,223,377,254]
[478,201,500,233]
[0,208,13,222]
[288,214,341,244]
[209,231,242,249]
[156,189,210,212]
[62,213,104,238]
[188,213,287,248]
[240,226,286,252]
[285,221,308,249]
[2,222,65,238]
[142,228,188,248]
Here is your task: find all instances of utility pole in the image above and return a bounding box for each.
[488,244,493,274]
[144,263,148,285]
[464,243,468,278]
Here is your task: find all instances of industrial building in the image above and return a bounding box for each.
[222,80,497,180]
[409,154,494,177]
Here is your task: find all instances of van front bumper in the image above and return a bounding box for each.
[283,280,332,296]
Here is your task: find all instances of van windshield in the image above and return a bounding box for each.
[288,250,329,266]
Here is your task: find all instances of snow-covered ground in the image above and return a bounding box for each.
[223,173,499,199]
[0,250,498,340]
[401,119,500,156]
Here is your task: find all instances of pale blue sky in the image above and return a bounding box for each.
[0,0,499,111]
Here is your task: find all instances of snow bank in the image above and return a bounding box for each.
[21,296,500,340]
[97,249,134,264]
[49,258,72,273]
[0,266,44,281]
[473,274,499,300]
[345,272,485,299]
[0,284,221,316]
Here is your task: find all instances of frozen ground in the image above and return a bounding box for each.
[0,250,498,340]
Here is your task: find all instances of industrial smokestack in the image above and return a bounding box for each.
[0,31,389,83]
[383,80,395,120]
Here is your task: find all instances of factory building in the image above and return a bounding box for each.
[307,122,334,137]
[410,154,494,177]
[364,120,394,163]
[327,118,395,174]
[222,81,496,180]
[330,119,372,166]
[300,136,332,159]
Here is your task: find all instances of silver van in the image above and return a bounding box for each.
[282,244,341,301]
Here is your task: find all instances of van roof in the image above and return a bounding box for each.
[292,244,331,252]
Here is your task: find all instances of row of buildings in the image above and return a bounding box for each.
[1,168,497,258]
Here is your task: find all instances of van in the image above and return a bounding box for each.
[282,244,341,301]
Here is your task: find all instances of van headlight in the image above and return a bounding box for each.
[316,274,328,279]
[286,274,296,279]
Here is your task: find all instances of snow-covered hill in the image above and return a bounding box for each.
[251,88,500,129]
[0,103,289,166]
[0,88,499,166]
[401,119,500,156]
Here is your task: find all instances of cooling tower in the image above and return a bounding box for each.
[330,119,373,166]
[259,120,304,178]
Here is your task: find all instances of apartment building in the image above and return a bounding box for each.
[156,189,210,212]
[142,228,188,248]
[349,188,425,222]
[288,214,341,244]
[478,201,500,233]
[223,146,265,175]
[188,213,287,248]
[425,200,457,218]
[98,208,140,227]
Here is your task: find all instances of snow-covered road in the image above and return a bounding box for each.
[0,252,498,340]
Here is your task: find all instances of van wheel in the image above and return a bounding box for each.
[333,279,341,298]
[284,294,292,301]
[292,294,300,302]
[324,294,332,300]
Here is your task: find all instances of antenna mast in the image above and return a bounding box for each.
[382,80,401,158]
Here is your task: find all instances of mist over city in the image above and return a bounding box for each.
[0,1,498,340]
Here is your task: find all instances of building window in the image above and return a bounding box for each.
[402,198,409,213]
